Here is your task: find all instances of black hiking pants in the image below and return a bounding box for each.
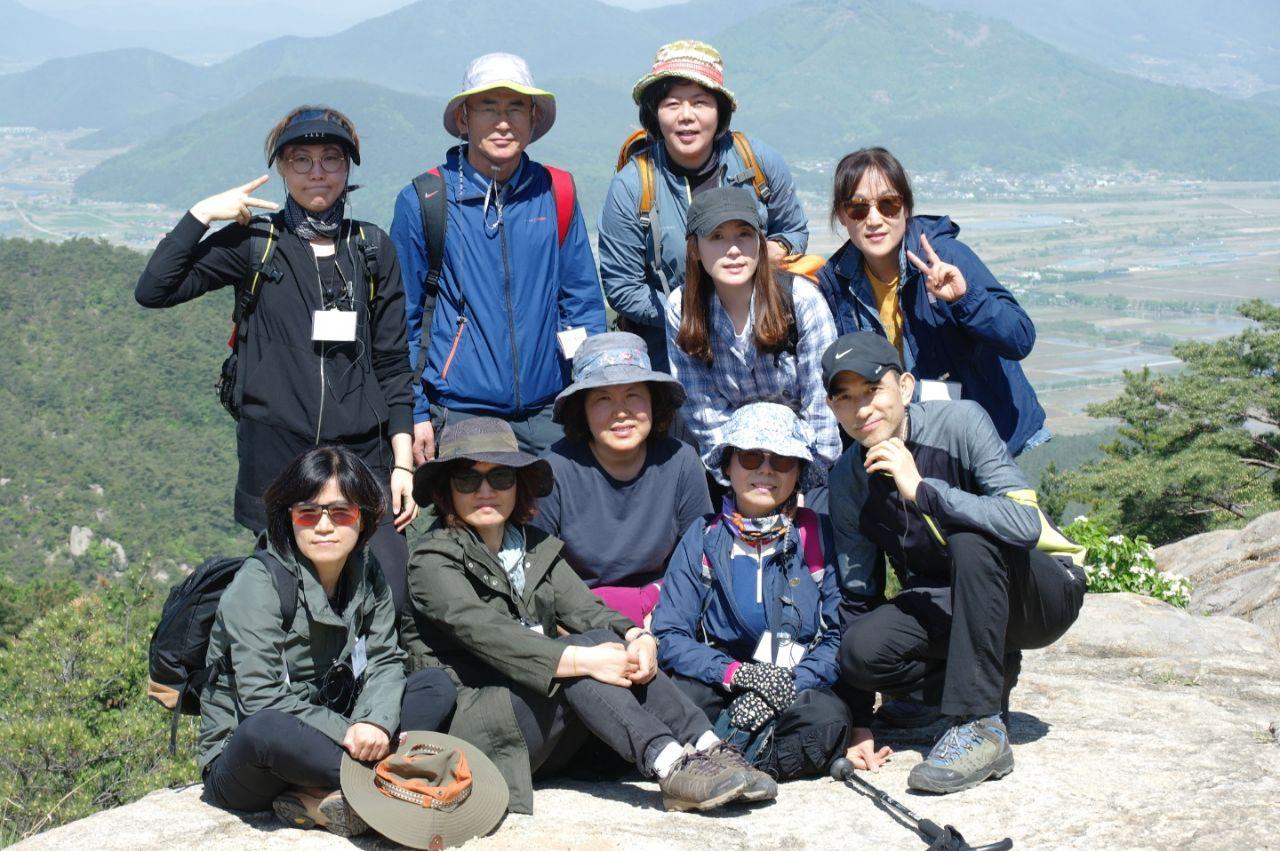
[510,630,712,778]
[673,676,851,779]
[839,532,1086,720]
[202,667,456,812]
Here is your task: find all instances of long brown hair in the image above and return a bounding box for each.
[675,232,792,365]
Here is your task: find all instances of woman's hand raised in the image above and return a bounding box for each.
[906,233,967,303]
[190,175,280,226]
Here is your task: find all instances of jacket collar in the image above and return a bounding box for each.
[418,519,562,606]
[267,541,372,629]
[446,145,532,203]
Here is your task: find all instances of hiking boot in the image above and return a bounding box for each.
[272,788,369,837]
[907,716,1013,795]
[876,695,943,728]
[701,741,777,803]
[658,745,750,813]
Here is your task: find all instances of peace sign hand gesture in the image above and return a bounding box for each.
[190,175,280,227]
[906,233,967,303]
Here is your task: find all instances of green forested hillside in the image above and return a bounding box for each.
[0,238,250,584]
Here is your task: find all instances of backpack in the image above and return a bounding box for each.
[409,163,577,384]
[615,129,771,298]
[147,549,299,752]
[215,213,380,419]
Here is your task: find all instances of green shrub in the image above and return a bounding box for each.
[1064,516,1191,607]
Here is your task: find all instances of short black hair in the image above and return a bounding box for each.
[262,446,385,560]
[560,382,679,444]
[637,78,733,141]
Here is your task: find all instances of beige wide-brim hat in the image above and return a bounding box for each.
[631,39,737,109]
[342,731,509,849]
[443,52,556,142]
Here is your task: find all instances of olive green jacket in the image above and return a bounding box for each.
[399,516,631,813]
[198,543,406,770]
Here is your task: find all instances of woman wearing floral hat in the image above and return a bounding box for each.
[652,402,869,780]
[599,39,809,373]
[534,331,711,628]
[399,417,776,814]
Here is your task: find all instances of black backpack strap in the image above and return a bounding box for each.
[256,549,300,631]
[411,168,452,385]
[234,213,283,328]
[776,274,800,357]
[354,223,380,304]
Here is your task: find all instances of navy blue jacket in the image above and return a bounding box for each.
[652,509,842,694]
[816,215,1045,456]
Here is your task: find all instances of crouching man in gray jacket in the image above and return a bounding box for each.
[824,331,1087,794]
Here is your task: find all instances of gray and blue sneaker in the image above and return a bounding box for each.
[907,715,1013,794]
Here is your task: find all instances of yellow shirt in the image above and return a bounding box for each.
[865,264,904,358]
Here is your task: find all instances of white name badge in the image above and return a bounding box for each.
[918,379,962,402]
[557,326,588,360]
[752,631,805,669]
[351,636,368,678]
[312,309,358,342]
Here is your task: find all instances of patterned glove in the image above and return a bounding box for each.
[728,691,775,733]
[730,662,797,714]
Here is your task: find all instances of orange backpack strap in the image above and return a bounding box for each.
[730,131,771,203]
[543,165,576,246]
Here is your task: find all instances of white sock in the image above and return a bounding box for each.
[651,741,685,779]
[695,730,721,751]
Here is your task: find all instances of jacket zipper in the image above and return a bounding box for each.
[498,219,522,412]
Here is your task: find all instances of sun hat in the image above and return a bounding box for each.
[411,417,553,507]
[443,52,556,142]
[631,39,737,109]
[267,108,360,166]
[821,331,904,392]
[705,401,820,490]
[552,332,686,423]
[686,186,762,238]
[341,731,509,849]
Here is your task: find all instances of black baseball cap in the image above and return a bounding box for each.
[685,186,762,237]
[822,332,903,392]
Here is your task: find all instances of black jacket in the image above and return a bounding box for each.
[136,212,413,439]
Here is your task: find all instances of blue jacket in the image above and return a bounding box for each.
[598,132,809,372]
[391,148,607,419]
[652,510,842,694]
[816,215,1046,456]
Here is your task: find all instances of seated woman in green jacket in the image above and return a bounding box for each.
[400,417,775,815]
[200,446,456,838]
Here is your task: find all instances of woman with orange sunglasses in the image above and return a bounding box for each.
[816,147,1048,459]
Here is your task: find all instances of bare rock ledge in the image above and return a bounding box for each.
[15,594,1280,851]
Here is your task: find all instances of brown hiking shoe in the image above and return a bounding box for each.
[658,745,750,813]
[701,741,777,803]
[272,788,369,837]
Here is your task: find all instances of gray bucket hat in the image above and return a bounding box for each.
[412,417,553,507]
[443,52,556,143]
[552,331,686,423]
[705,401,820,491]
[341,730,509,849]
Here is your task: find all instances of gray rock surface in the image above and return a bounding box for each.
[1155,510,1280,647]
[15,594,1280,851]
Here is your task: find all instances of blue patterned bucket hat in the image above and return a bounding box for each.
[552,332,686,423]
[705,402,820,490]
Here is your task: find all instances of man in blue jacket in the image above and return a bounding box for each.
[824,332,1086,794]
[392,53,606,461]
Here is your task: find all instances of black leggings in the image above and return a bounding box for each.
[202,667,456,812]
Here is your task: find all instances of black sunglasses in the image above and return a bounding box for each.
[734,449,800,473]
[451,466,518,494]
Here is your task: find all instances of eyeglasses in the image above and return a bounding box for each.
[286,152,348,175]
[451,467,518,494]
[291,502,361,527]
[841,194,905,222]
[734,449,800,473]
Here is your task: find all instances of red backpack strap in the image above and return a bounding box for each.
[795,508,825,578]
[544,165,576,246]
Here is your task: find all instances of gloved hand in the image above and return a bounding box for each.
[730,662,797,714]
[728,691,775,733]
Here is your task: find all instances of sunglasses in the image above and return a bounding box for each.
[734,449,801,473]
[291,502,361,527]
[451,466,518,494]
[842,194,905,222]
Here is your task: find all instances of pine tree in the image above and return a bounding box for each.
[1054,299,1280,544]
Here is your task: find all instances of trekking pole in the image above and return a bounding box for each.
[829,758,1013,851]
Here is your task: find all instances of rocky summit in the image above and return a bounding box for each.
[15,592,1280,851]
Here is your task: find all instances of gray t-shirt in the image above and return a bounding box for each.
[534,436,713,588]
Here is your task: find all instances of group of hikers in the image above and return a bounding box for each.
[136,40,1088,847]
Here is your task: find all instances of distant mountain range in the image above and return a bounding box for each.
[4,0,1280,224]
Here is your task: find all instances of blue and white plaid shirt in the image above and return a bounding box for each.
[666,278,841,481]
